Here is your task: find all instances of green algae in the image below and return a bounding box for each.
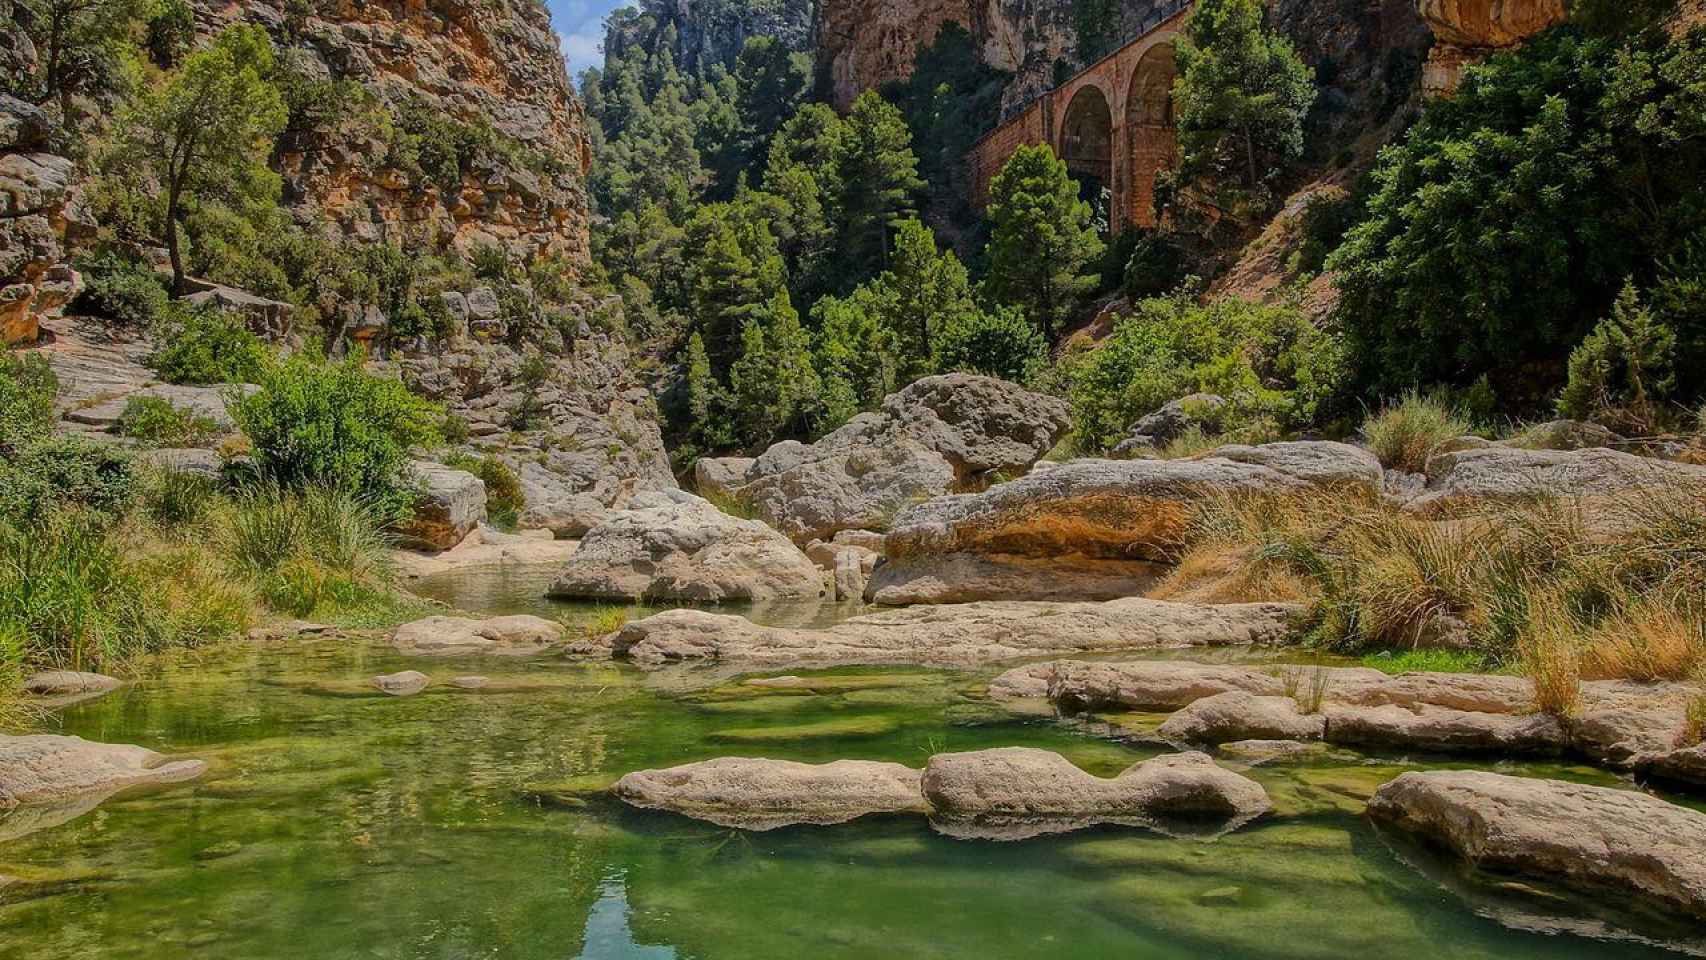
[709,714,904,742]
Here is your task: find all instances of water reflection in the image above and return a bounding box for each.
[576,878,676,960]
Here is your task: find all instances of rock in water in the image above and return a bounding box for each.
[372,671,431,697]
[612,757,927,830]
[602,598,1301,668]
[391,616,565,657]
[22,671,122,705]
[921,748,1271,840]
[0,735,205,809]
[546,491,825,602]
[1367,770,1706,921]
[395,460,487,552]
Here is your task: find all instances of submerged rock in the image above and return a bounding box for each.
[1367,771,1706,921]
[22,671,121,706]
[602,598,1301,668]
[612,757,927,829]
[390,615,565,657]
[0,735,205,810]
[371,671,431,696]
[921,748,1271,840]
[546,491,824,602]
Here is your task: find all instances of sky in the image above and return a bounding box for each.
[547,0,629,80]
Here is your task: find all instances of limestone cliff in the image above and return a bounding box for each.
[604,0,819,75]
[190,0,593,265]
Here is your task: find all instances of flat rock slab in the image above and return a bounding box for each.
[547,490,824,602]
[1368,770,1706,921]
[391,615,565,657]
[1409,447,1706,517]
[601,598,1301,668]
[866,552,1166,605]
[921,748,1271,841]
[22,671,122,707]
[612,757,927,830]
[0,735,205,810]
[63,383,256,432]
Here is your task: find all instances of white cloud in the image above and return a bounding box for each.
[559,30,604,77]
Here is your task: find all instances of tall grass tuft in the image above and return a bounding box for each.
[0,512,161,672]
[1363,390,1470,473]
[1517,590,1583,717]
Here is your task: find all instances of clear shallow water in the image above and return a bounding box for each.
[2,582,1702,958]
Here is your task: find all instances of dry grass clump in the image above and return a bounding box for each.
[1363,390,1471,473]
[1682,689,1706,747]
[1155,479,1706,695]
[1278,664,1332,714]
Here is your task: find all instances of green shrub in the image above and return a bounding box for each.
[149,304,271,385]
[136,468,222,527]
[1068,292,1348,452]
[115,395,221,446]
[0,351,57,453]
[933,306,1046,384]
[1557,281,1678,434]
[1362,390,1471,473]
[0,437,134,525]
[443,453,525,531]
[1121,231,1186,299]
[70,253,170,327]
[232,355,441,519]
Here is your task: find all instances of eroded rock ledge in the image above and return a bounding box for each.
[611,748,1270,839]
[590,598,1301,668]
[990,659,1706,785]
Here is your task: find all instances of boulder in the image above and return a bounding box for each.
[1409,447,1706,517]
[395,460,487,552]
[1113,394,1228,455]
[611,757,927,830]
[600,598,1301,668]
[1323,703,1566,754]
[22,671,121,699]
[0,735,205,809]
[693,456,754,503]
[371,671,431,696]
[1367,770,1706,920]
[988,660,1286,709]
[134,447,225,479]
[1158,692,1327,744]
[391,615,565,656]
[878,443,1382,598]
[1508,420,1622,452]
[921,748,1270,840]
[727,374,1070,542]
[182,283,293,339]
[546,491,825,602]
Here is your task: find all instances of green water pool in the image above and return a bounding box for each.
[1,586,1701,958]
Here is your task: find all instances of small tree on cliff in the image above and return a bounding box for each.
[981,144,1104,345]
[120,24,287,294]
[1172,0,1315,192]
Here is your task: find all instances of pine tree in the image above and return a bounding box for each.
[684,331,732,449]
[879,219,980,381]
[981,144,1104,344]
[728,316,777,446]
[765,290,822,438]
[1172,0,1315,191]
[832,91,924,283]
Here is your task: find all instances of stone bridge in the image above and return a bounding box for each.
[967,2,1192,233]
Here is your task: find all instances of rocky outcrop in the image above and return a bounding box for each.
[547,490,825,602]
[190,0,594,264]
[594,597,1300,668]
[805,538,880,602]
[603,0,816,76]
[1417,0,1567,96]
[390,615,565,656]
[873,442,1381,601]
[395,460,487,551]
[719,374,1070,543]
[1367,771,1706,920]
[393,336,676,537]
[1407,447,1706,518]
[0,735,205,809]
[1113,394,1227,456]
[0,96,89,345]
[921,748,1271,840]
[612,757,928,830]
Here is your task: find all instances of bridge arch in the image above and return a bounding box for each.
[1124,41,1179,228]
[1058,84,1114,224]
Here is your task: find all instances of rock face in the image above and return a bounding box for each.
[188,0,593,264]
[0,96,89,345]
[547,491,825,602]
[921,748,1271,840]
[393,336,676,537]
[719,374,1070,543]
[874,442,1381,601]
[395,460,487,552]
[1407,447,1706,518]
[612,757,927,830]
[603,0,816,76]
[597,597,1301,668]
[391,615,565,656]
[1367,771,1706,921]
[0,735,205,809]
[1417,0,1568,95]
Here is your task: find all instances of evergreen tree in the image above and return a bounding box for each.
[981,144,1104,345]
[935,305,1047,384]
[1172,0,1316,191]
[728,316,777,446]
[117,24,288,293]
[764,290,822,438]
[813,289,899,430]
[831,91,924,283]
[684,331,733,450]
[879,218,980,380]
